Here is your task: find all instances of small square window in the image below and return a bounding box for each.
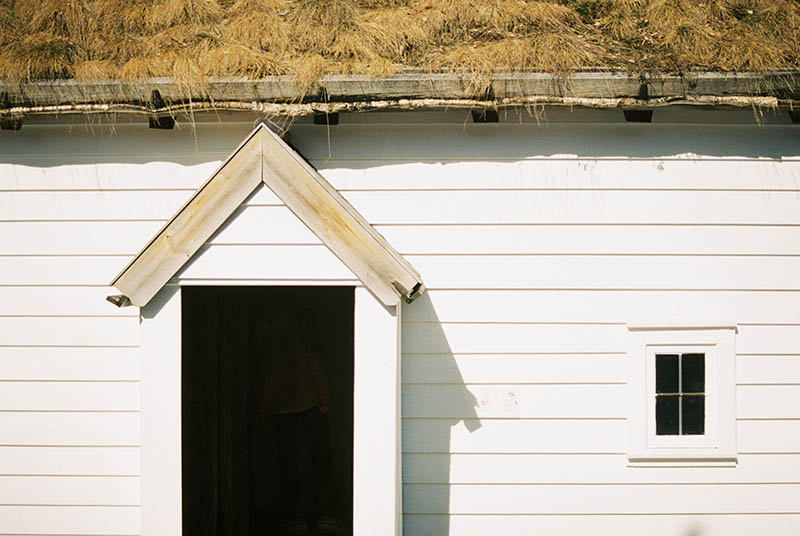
[627,324,737,466]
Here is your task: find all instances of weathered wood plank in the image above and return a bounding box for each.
[260,124,423,304]
[1,72,797,107]
[110,127,264,306]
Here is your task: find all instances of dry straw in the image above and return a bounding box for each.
[0,0,798,93]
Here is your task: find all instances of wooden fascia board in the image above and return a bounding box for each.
[108,125,264,307]
[3,71,799,108]
[259,126,424,307]
[109,122,424,308]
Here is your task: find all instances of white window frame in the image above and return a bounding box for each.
[139,284,402,536]
[627,323,737,467]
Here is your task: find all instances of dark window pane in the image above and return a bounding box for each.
[656,354,679,393]
[682,395,705,435]
[656,395,679,435]
[682,353,705,393]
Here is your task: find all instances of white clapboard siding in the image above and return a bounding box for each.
[402,323,626,354]
[403,419,799,454]
[0,382,139,411]
[0,317,139,346]
[0,287,138,316]
[0,220,164,254]
[738,420,800,452]
[738,356,800,384]
[738,324,800,354]
[378,224,800,255]
[402,354,626,384]
[402,384,625,419]
[318,159,800,191]
[0,161,216,191]
[738,386,800,419]
[0,348,140,381]
[176,244,356,282]
[0,505,140,535]
[402,419,626,454]
[0,190,194,221]
[404,514,800,536]
[0,120,251,157]
[0,412,139,445]
[288,123,800,160]
[403,483,800,514]
[208,205,321,245]
[341,190,800,225]
[0,446,139,475]
[0,476,138,505]
[403,453,800,484]
[0,256,131,285]
[405,255,800,290]
[406,290,800,324]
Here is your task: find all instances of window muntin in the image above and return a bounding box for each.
[655,352,705,436]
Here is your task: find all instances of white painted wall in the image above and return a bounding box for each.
[1,108,799,535]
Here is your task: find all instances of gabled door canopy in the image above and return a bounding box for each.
[107,122,424,308]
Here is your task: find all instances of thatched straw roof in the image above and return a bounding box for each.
[1,0,799,115]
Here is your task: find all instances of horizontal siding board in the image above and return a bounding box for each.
[288,123,800,161]
[176,244,355,281]
[0,121,252,158]
[402,384,626,419]
[738,356,800,384]
[738,420,800,453]
[0,317,139,346]
[0,476,138,505]
[0,287,138,316]
[343,190,800,225]
[0,221,163,255]
[0,190,194,221]
[402,419,625,453]
[404,355,800,385]
[378,225,800,255]
[0,348,140,381]
[0,256,131,286]
[0,446,139,476]
[403,453,800,484]
[738,386,800,419]
[0,382,139,411]
[406,290,800,324]
[403,419,799,454]
[320,159,800,191]
[738,325,800,355]
[403,483,800,514]
[0,505,139,534]
[406,255,800,290]
[208,206,319,246]
[0,161,216,191]
[404,514,800,536]
[402,323,626,354]
[402,354,626,384]
[0,412,139,446]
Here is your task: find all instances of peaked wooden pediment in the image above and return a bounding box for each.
[108,123,423,307]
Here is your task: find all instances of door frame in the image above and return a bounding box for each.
[139,284,402,536]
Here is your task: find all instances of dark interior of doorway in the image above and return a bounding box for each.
[182,286,354,536]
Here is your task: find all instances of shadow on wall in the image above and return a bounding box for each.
[402,293,481,536]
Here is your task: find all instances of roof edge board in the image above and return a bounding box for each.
[107,122,425,308]
[258,126,424,306]
[108,124,266,307]
[3,71,798,110]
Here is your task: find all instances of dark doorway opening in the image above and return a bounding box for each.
[182,286,354,536]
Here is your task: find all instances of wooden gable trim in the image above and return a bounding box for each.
[108,123,424,308]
